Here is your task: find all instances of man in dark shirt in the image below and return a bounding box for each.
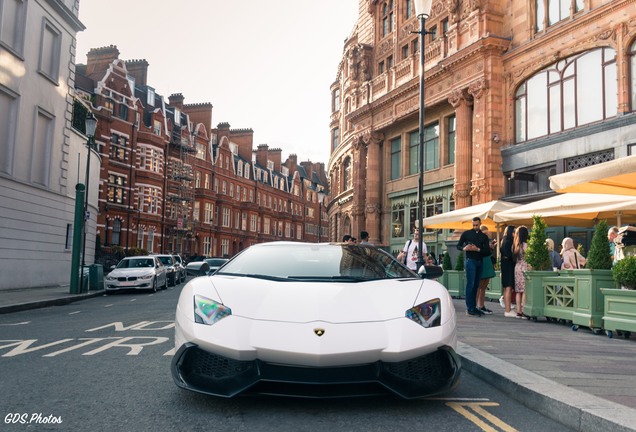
[456,217,491,316]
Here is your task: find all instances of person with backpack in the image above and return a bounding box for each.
[397,228,426,271]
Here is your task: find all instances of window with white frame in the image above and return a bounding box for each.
[236,185,241,201]
[221,239,229,256]
[153,120,161,135]
[296,223,302,240]
[140,146,161,173]
[222,207,230,227]
[193,201,200,221]
[195,171,201,188]
[250,214,257,232]
[214,178,219,193]
[222,181,227,194]
[203,235,211,256]
[204,203,213,223]
[535,0,583,32]
[237,162,243,177]
[137,226,144,249]
[264,217,270,235]
[285,223,291,238]
[204,173,210,189]
[0,0,27,56]
[196,142,206,160]
[234,212,239,229]
[242,212,247,230]
[244,164,250,178]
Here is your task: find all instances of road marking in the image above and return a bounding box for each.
[69,311,81,315]
[82,337,169,355]
[104,304,113,307]
[0,321,31,326]
[130,298,137,302]
[446,402,517,432]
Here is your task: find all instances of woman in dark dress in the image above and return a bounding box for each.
[500,225,516,317]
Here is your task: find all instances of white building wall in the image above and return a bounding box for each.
[0,0,89,290]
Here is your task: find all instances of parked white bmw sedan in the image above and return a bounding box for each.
[105,256,168,293]
[172,241,460,399]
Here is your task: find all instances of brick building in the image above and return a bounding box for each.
[328,0,636,256]
[74,46,328,262]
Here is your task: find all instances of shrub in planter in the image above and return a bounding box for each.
[612,256,636,289]
[586,220,612,270]
[442,252,452,270]
[455,251,464,271]
[525,215,551,271]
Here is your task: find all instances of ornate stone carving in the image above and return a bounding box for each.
[469,179,489,197]
[448,88,473,108]
[346,43,372,82]
[365,203,381,215]
[452,185,471,199]
[446,0,460,23]
[468,78,488,100]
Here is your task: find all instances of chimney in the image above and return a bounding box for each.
[269,148,282,171]
[85,45,120,80]
[125,59,149,87]
[285,154,298,173]
[168,93,185,110]
[256,144,269,168]
[184,102,214,136]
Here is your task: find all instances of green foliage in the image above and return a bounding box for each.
[577,244,585,256]
[525,215,551,271]
[442,252,452,270]
[111,246,125,261]
[455,251,465,271]
[126,247,148,257]
[612,256,636,289]
[586,220,612,270]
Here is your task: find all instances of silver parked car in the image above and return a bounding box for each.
[172,254,187,283]
[154,254,179,286]
[105,256,168,293]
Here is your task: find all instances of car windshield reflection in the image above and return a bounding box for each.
[216,243,415,281]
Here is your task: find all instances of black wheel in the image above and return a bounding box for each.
[592,328,602,335]
[624,332,631,339]
[606,330,613,339]
[572,324,579,331]
[151,279,158,293]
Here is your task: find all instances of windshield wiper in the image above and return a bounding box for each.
[290,275,375,282]
[214,272,292,282]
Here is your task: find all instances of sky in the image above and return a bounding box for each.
[75,0,360,165]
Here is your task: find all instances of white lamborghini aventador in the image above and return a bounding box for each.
[171,242,460,399]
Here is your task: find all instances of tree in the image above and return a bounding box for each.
[442,252,452,270]
[586,220,612,270]
[525,215,551,271]
[455,251,465,271]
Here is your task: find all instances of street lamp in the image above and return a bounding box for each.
[317,190,326,243]
[80,111,98,292]
[414,0,433,272]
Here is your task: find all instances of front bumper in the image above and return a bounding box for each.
[171,343,461,399]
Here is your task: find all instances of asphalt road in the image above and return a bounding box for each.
[0,281,573,431]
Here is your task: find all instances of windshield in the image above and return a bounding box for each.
[217,243,415,281]
[157,256,173,265]
[118,258,154,269]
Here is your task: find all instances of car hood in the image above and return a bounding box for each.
[192,275,433,323]
[108,268,157,277]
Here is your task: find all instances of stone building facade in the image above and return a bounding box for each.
[0,0,86,290]
[327,0,636,257]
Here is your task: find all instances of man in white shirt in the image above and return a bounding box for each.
[398,229,427,271]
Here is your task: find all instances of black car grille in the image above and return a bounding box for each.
[172,344,460,399]
[117,276,138,281]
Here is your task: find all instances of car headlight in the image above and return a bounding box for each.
[106,275,117,281]
[406,298,441,328]
[139,274,154,280]
[194,295,232,325]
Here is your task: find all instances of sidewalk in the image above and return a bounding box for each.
[1,287,635,431]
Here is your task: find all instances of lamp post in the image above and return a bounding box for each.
[414,0,433,272]
[317,190,326,243]
[80,111,98,292]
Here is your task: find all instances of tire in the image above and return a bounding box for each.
[151,279,158,293]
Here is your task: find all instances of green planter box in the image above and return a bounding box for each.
[601,288,636,338]
[485,271,502,301]
[568,269,615,333]
[445,270,465,298]
[523,270,555,320]
[542,274,576,322]
[438,271,448,289]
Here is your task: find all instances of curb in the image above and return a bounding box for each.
[0,291,104,315]
[457,342,636,432]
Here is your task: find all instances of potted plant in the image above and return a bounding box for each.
[612,256,636,289]
[569,220,616,333]
[602,256,636,338]
[438,252,452,287]
[522,215,553,320]
[446,251,465,298]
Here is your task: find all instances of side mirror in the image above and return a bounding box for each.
[418,265,444,280]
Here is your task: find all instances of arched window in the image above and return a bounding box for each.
[343,157,352,191]
[515,48,617,143]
